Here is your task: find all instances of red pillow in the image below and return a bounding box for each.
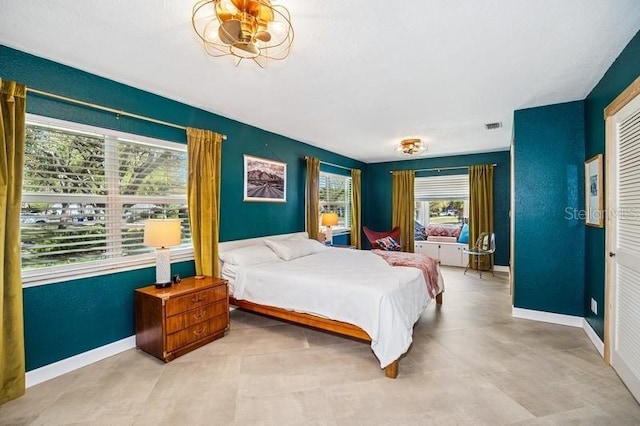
[375,236,401,251]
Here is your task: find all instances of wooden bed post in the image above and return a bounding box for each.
[436,292,443,305]
[384,360,399,379]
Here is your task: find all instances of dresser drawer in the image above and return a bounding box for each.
[165,301,228,333]
[166,314,228,352]
[135,276,229,362]
[165,285,227,316]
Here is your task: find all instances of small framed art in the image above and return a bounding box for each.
[243,154,287,202]
[585,154,604,227]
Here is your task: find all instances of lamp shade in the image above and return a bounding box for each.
[143,219,182,248]
[321,212,339,227]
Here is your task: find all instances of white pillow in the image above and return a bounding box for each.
[264,238,328,261]
[286,232,309,240]
[220,244,281,266]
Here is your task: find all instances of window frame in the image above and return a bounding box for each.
[319,171,352,234]
[414,174,469,226]
[21,114,193,288]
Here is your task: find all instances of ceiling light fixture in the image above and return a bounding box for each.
[192,0,294,68]
[396,138,426,156]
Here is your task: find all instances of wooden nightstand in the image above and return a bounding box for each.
[134,276,229,362]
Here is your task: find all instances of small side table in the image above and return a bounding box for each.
[134,276,229,362]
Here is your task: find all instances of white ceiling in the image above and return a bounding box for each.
[1,1,639,163]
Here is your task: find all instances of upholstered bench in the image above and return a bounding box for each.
[414,224,469,267]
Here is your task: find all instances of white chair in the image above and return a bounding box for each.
[463,232,495,278]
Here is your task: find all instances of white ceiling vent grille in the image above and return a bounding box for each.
[485,122,503,130]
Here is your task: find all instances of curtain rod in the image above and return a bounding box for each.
[390,164,497,174]
[304,156,353,172]
[26,88,227,140]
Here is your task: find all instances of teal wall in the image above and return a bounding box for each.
[584,30,640,338]
[365,151,510,266]
[513,101,585,316]
[1,45,364,370]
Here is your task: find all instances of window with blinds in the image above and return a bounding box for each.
[414,174,469,226]
[319,172,352,230]
[21,117,191,285]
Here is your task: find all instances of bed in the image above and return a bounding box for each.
[219,232,444,378]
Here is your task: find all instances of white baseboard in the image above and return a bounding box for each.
[512,307,584,327]
[582,319,604,357]
[26,336,136,388]
[512,307,606,358]
[494,265,509,273]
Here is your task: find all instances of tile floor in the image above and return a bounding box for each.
[1,267,639,425]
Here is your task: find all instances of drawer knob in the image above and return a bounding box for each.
[192,296,204,303]
[193,327,205,336]
[194,310,206,320]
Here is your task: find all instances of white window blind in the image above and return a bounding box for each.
[21,117,191,285]
[415,174,469,201]
[319,172,352,230]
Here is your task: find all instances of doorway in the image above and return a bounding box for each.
[605,77,640,402]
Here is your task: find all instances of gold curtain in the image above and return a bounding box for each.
[0,79,26,403]
[391,170,415,253]
[469,164,494,270]
[305,157,320,240]
[350,168,362,249]
[186,128,223,277]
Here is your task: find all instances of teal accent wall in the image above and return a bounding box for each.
[1,45,364,370]
[364,151,510,266]
[584,30,640,338]
[513,101,585,316]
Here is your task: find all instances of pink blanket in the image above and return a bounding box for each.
[372,250,441,298]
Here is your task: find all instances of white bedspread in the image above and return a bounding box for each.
[233,248,431,368]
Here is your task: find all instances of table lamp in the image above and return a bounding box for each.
[144,219,182,288]
[321,212,339,245]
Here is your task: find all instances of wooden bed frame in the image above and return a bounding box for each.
[220,231,443,379]
[229,292,442,379]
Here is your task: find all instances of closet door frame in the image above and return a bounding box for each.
[604,76,640,365]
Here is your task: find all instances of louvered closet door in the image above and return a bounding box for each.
[610,91,640,402]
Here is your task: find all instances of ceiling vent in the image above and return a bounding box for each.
[485,122,502,130]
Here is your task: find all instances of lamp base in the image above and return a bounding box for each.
[155,247,172,289]
[154,281,173,289]
[325,226,333,245]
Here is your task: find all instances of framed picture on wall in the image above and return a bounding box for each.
[585,154,604,227]
[243,154,287,202]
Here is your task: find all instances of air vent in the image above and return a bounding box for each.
[485,122,502,130]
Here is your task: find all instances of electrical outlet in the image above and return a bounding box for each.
[591,298,598,315]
